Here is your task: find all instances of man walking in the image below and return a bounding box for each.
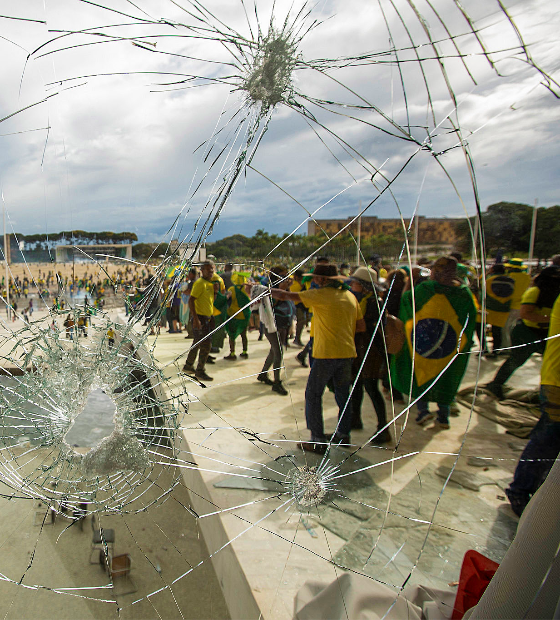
[182,261,217,382]
[269,264,365,453]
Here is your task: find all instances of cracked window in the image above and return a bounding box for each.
[0,1,558,618]
[63,388,118,450]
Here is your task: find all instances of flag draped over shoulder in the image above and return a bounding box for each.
[213,290,228,324]
[391,280,476,404]
[225,285,251,340]
[483,274,515,327]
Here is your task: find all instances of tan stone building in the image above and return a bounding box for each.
[307,215,457,245]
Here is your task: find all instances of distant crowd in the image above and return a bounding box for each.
[153,252,560,519]
[4,251,559,520]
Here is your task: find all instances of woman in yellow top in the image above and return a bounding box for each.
[486,266,560,399]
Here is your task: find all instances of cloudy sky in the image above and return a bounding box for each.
[0,0,559,246]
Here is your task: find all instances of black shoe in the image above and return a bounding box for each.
[195,370,213,382]
[416,411,435,425]
[296,352,308,368]
[240,352,249,358]
[272,382,288,395]
[485,382,504,400]
[505,488,528,517]
[182,363,195,374]
[370,429,392,444]
[224,354,237,360]
[297,440,326,455]
[206,356,216,364]
[257,373,273,385]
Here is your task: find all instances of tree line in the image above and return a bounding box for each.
[4,202,557,264]
[204,229,409,263]
[455,202,560,259]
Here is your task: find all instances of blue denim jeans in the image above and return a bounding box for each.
[417,399,450,423]
[305,358,353,440]
[507,386,560,510]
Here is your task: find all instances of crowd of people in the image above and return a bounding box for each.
[1,264,155,316]
[166,252,559,518]
[4,251,557,520]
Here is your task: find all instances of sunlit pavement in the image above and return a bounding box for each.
[150,324,537,619]
[0,307,540,619]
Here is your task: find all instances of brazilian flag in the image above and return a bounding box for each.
[225,285,251,340]
[211,288,229,349]
[483,274,515,327]
[391,281,476,404]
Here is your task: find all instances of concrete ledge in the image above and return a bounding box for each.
[176,433,262,620]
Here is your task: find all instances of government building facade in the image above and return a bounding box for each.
[307,215,457,245]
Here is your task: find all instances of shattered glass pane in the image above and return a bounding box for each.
[0,0,558,617]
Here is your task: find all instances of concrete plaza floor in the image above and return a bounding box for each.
[153,325,537,619]
[0,308,540,619]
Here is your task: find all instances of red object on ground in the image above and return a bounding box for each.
[451,549,499,619]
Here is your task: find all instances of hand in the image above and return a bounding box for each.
[193,316,201,330]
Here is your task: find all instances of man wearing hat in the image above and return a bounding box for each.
[348,266,391,443]
[269,264,365,453]
[503,258,531,349]
[368,254,382,275]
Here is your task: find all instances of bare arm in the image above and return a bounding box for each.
[268,288,302,303]
[355,318,366,333]
[520,303,550,325]
[188,295,200,329]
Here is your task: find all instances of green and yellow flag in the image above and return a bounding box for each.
[391,280,476,404]
[483,274,515,327]
[225,284,251,340]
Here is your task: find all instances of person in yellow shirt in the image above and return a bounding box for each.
[506,291,560,516]
[224,273,250,360]
[503,258,531,349]
[486,266,560,399]
[182,261,217,382]
[107,326,115,347]
[269,264,365,453]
